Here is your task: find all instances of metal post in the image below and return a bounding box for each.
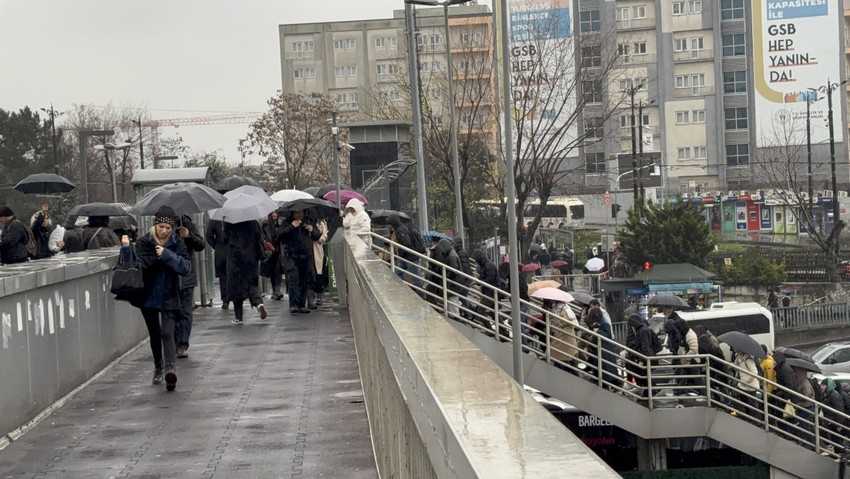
[807,96,813,227]
[444,4,466,249]
[405,2,430,231]
[49,105,59,174]
[498,0,523,384]
[629,88,638,205]
[332,111,341,211]
[137,117,146,169]
[638,101,645,204]
[77,129,114,203]
[106,149,118,203]
[826,80,839,250]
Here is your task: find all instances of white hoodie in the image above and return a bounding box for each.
[342,198,371,247]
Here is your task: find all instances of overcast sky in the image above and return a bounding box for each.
[0,0,490,166]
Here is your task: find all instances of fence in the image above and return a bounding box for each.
[707,249,830,282]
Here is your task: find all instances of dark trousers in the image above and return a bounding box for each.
[233,283,262,320]
[141,307,179,370]
[284,258,310,309]
[175,287,194,350]
[218,274,228,304]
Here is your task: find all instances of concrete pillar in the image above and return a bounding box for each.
[637,437,667,471]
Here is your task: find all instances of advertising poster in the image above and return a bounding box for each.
[752,1,843,147]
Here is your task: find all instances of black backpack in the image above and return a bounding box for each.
[649,330,664,354]
[406,224,427,255]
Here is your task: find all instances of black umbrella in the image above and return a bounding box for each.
[315,183,352,198]
[717,331,766,360]
[278,197,338,219]
[14,173,76,194]
[786,357,821,374]
[213,175,260,193]
[774,346,815,364]
[109,215,137,231]
[303,186,320,196]
[646,294,689,309]
[131,182,227,215]
[566,291,595,305]
[67,202,128,217]
[369,209,411,225]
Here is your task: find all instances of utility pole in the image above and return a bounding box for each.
[40,104,63,174]
[806,93,814,229]
[405,2,430,231]
[637,101,645,204]
[629,87,638,206]
[443,1,467,249]
[133,118,146,169]
[826,79,840,259]
[331,111,341,211]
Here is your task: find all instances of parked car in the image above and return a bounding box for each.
[812,341,850,374]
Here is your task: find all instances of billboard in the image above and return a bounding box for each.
[508,0,578,157]
[752,1,843,147]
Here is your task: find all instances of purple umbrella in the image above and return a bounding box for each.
[324,189,368,206]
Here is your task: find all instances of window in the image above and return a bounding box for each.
[677,147,691,160]
[581,46,602,68]
[672,2,685,15]
[346,39,356,49]
[619,78,646,91]
[431,116,443,127]
[379,90,401,101]
[292,41,314,54]
[586,152,606,173]
[694,146,707,159]
[431,87,443,98]
[618,43,631,57]
[333,40,344,50]
[722,33,746,57]
[375,37,386,48]
[726,144,749,166]
[584,117,603,139]
[582,80,602,103]
[692,110,706,123]
[428,34,442,50]
[616,7,630,26]
[721,0,744,20]
[580,10,601,32]
[335,65,357,77]
[724,71,747,94]
[676,111,690,124]
[620,114,650,128]
[376,63,399,80]
[689,0,702,13]
[336,92,358,107]
[674,38,687,52]
[675,75,689,88]
[725,107,748,130]
[691,74,706,94]
[634,5,647,18]
[633,41,647,55]
[690,37,704,52]
[293,68,315,79]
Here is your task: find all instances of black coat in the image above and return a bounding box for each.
[179,215,205,289]
[627,314,655,359]
[136,231,191,311]
[0,218,30,264]
[32,215,54,259]
[205,219,228,278]
[773,352,797,399]
[81,226,120,250]
[278,217,320,263]
[428,239,464,296]
[223,220,264,302]
[471,250,499,299]
[260,217,283,278]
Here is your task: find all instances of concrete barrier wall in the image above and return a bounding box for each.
[343,234,621,479]
[0,249,147,440]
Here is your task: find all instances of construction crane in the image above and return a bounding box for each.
[142,112,263,157]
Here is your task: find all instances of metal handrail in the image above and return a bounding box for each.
[368,233,850,459]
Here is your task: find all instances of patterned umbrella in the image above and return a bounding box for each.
[422,230,454,245]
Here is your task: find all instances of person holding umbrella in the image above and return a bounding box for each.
[205,219,230,309]
[307,212,329,308]
[123,206,191,391]
[222,219,269,323]
[260,211,285,300]
[82,216,121,250]
[279,209,321,314]
[30,211,55,259]
[0,206,31,264]
[175,215,205,359]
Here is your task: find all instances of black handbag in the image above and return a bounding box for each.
[111,245,144,298]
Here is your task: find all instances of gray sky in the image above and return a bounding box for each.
[0,0,489,166]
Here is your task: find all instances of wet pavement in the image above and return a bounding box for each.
[0,297,378,479]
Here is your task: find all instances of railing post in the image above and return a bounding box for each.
[596,334,603,387]
[814,404,821,453]
[762,387,770,432]
[442,265,449,316]
[705,358,712,407]
[646,358,653,410]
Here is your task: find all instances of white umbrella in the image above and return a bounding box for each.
[271,189,313,205]
[210,193,279,224]
[225,185,269,199]
[530,287,574,303]
[585,257,605,272]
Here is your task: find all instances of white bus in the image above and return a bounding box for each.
[648,302,775,353]
[524,196,585,229]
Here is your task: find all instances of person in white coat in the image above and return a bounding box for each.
[342,198,371,247]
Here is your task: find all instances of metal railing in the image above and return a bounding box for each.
[369,233,850,460]
[772,302,850,330]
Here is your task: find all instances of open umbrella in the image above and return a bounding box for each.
[369,209,411,225]
[303,186,320,197]
[527,280,561,295]
[270,189,313,205]
[324,189,368,206]
[131,182,227,215]
[550,259,568,268]
[67,202,128,217]
[109,215,137,231]
[786,357,821,374]
[210,193,279,224]
[225,185,268,199]
[521,263,541,273]
[14,173,76,194]
[584,257,605,272]
[278,197,338,219]
[567,291,595,305]
[717,331,766,360]
[774,346,815,364]
[530,287,574,303]
[213,175,259,193]
[646,294,689,309]
[315,183,352,198]
[422,230,454,245]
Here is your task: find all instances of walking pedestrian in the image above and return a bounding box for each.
[82,215,120,250]
[174,215,205,359]
[205,219,229,309]
[342,198,371,247]
[0,206,31,264]
[386,213,425,293]
[125,206,191,391]
[260,211,284,300]
[279,209,320,314]
[307,215,329,308]
[223,219,268,324]
[31,211,54,259]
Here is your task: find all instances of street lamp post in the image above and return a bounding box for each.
[40,104,64,174]
[131,118,145,169]
[78,129,115,203]
[331,111,341,211]
[94,141,133,203]
[637,99,655,204]
[403,0,430,231]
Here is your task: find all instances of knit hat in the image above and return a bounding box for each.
[0,205,14,217]
[153,206,178,226]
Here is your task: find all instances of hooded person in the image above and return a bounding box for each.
[626,312,656,394]
[386,212,424,292]
[82,215,120,250]
[342,198,371,247]
[222,218,268,323]
[0,205,30,264]
[31,211,54,259]
[278,209,321,314]
[471,249,500,329]
[426,237,464,318]
[126,205,191,391]
[174,214,205,359]
[819,377,845,452]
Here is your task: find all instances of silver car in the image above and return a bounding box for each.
[812,342,850,375]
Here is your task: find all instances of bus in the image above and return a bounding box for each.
[648,302,775,353]
[524,196,585,229]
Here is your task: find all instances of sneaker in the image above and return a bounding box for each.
[231,318,244,324]
[273,293,284,301]
[152,368,163,385]
[176,348,188,359]
[298,307,311,314]
[290,307,300,315]
[258,304,268,320]
[164,366,177,392]
[221,301,229,310]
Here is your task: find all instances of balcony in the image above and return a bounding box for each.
[620,53,657,66]
[673,85,716,98]
[616,17,657,31]
[673,49,714,63]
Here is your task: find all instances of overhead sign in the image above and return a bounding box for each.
[615,152,662,191]
[752,0,843,146]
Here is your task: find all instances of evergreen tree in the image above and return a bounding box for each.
[617,199,715,268]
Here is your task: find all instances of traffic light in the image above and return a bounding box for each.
[643,261,652,270]
[611,203,621,218]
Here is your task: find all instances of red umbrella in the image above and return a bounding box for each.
[324,189,368,206]
[550,259,567,268]
[521,263,541,273]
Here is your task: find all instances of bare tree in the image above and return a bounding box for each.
[244,92,349,191]
[752,115,844,280]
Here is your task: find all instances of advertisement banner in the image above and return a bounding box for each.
[508,0,577,157]
[752,1,843,146]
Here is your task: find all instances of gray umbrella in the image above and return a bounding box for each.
[278,197,338,219]
[14,173,76,194]
[786,357,821,374]
[774,346,814,364]
[67,202,127,217]
[210,193,279,224]
[717,331,766,360]
[566,291,595,305]
[213,175,259,193]
[647,294,689,309]
[131,182,227,215]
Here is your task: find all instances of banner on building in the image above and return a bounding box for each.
[752,0,843,147]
